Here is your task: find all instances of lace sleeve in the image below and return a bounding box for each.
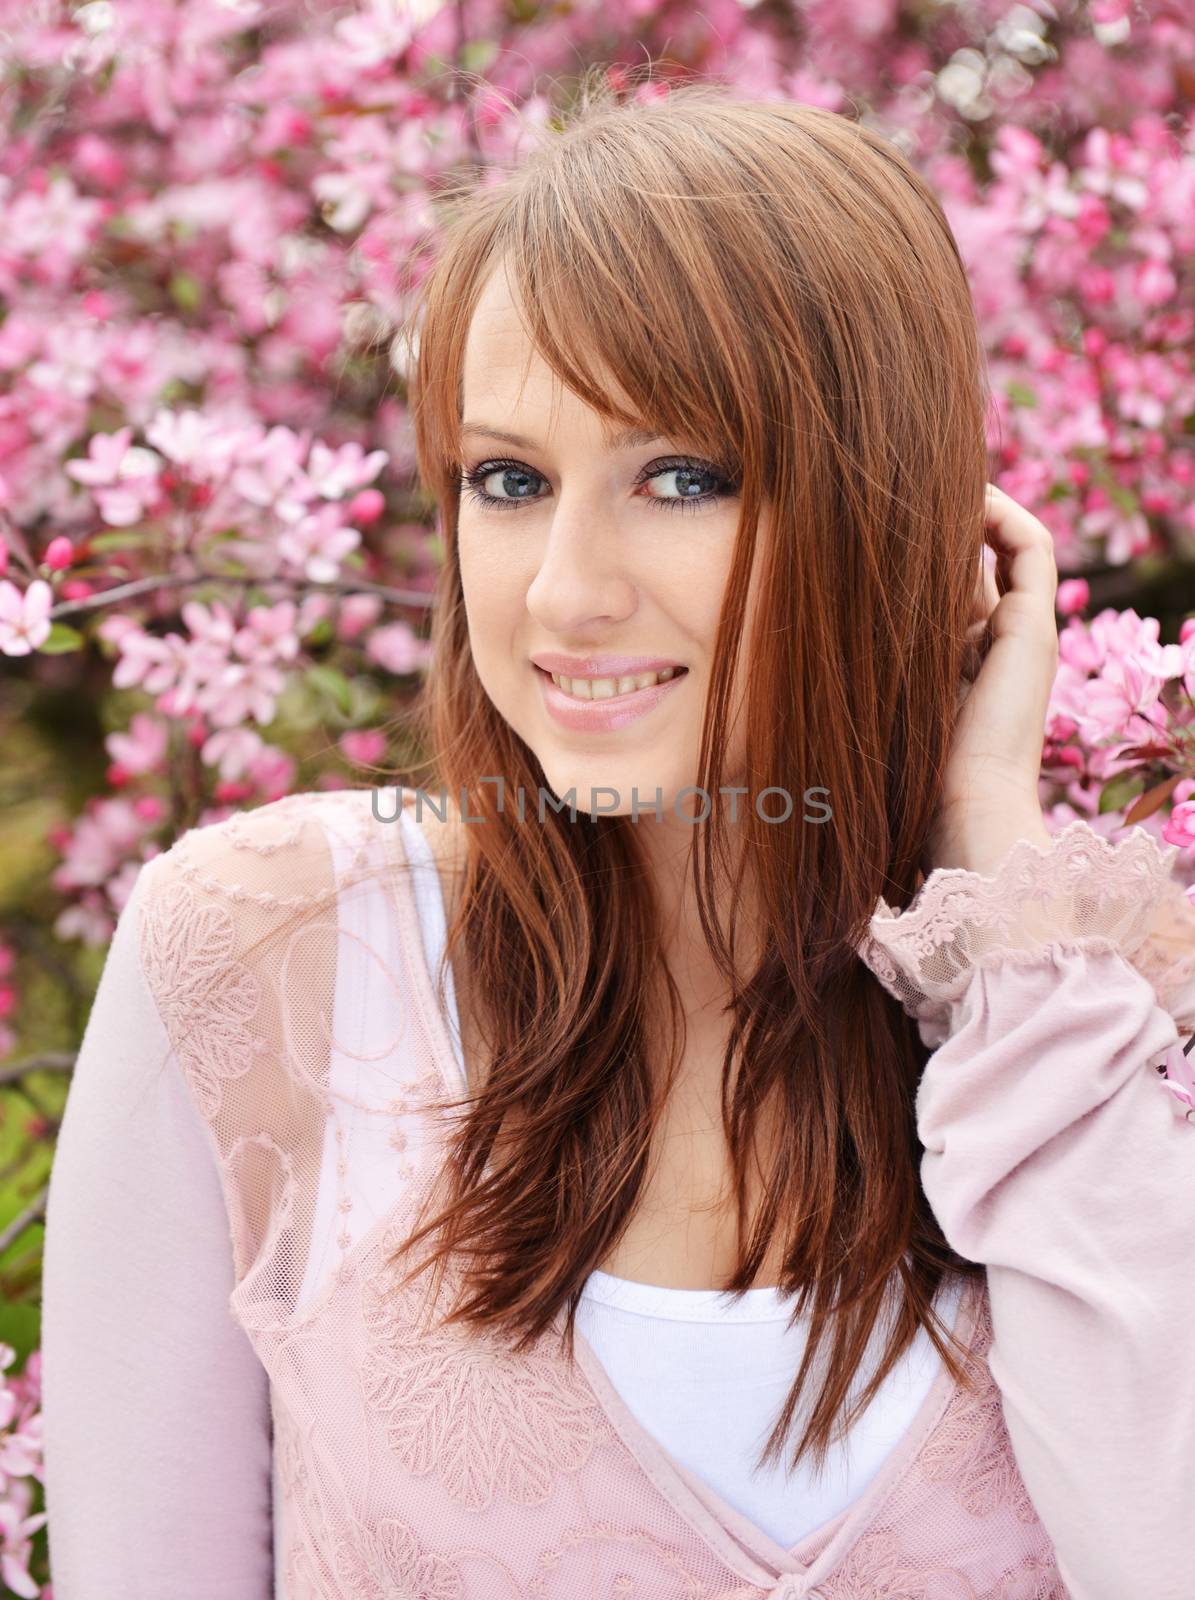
[41,841,274,1596]
[854,820,1187,1047]
[134,788,360,1290]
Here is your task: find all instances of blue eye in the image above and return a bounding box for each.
[456,457,738,516]
[459,461,544,510]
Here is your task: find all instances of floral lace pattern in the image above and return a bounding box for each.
[520,1524,716,1598]
[815,1531,1064,1600]
[135,789,1128,1600]
[915,1303,1038,1527]
[1131,867,1195,1032]
[817,1528,950,1599]
[856,820,1182,1045]
[333,1515,465,1600]
[137,872,266,1120]
[358,1214,613,1510]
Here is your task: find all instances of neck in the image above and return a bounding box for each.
[631,810,761,1018]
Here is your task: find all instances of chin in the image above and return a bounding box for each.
[528,749,701,825]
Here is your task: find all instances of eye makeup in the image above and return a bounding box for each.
[456,456,740,517]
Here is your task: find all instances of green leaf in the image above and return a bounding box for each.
[88,529,154,552]
[306,663,353,716]
[347,677,382,723]
[1005,380,1038,408]
[460,38,498,72]
[168,271,202,312]
[1107,481,1138,514]
[1098,770,1147,814]
[0,1302,41,1369]
[38,622,85,654]
[303,617,334,649]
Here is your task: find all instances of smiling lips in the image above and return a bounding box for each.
[547,666,681,699]
[533,663,689,732]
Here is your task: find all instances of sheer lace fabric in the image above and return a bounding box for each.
[132,788,1188,1598]
[855,819,1189,1047]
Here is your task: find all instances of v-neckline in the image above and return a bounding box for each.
[561,1275,977,1586]
[381,794,981,1590]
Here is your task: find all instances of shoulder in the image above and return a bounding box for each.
[401,790,467,883]
[386,785,469,911]
[136,786,383,919]
[133,791,376,1105]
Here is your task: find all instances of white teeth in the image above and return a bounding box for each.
[548,668,682,700]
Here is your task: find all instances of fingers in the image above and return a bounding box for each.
[967,548,1000,628]
[983,482,1059,645]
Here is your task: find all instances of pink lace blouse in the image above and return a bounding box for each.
[40,787,1195,1599]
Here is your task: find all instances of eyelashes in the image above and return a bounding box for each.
[456,456,739,517]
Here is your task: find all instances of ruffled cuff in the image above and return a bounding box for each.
[855,819,1187,1048]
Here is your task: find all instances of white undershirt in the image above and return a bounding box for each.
[303,805,962,1553]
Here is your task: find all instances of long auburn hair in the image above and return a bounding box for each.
[382,67,991,1474]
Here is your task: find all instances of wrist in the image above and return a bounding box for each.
[928,813,1054,878]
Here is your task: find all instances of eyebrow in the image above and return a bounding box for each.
[459,422,664,452]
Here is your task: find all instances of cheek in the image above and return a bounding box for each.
[458,528,523,652]
[457,528,508,620]
[666,547,733,648]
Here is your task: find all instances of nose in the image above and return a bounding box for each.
[524,503,638,636]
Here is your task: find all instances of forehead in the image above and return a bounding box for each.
[461,263,636,436]
[461,266,540,400]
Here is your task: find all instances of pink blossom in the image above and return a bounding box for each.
[340,728,387,766]
[0,1479,46,1599]
[51,798,149,893]
[53,895,118,947]
[348,488,385,525]
[247,742,298,800]
[105,713,170,775]
[43,536,73,571]
[276,504,361,584]
[1162,801,1195,851]
[332,0,421,68]
[0,580,52,655]
[1133,257,1177,308]
[337,593,383,640]
[143,409,243,479]
[1055,578,1090,616]
[181,598,238,651]
[201,727,265,780]
[365,620,428,675]
[63,426,134,488]
[111,628,187,695]
[233,600,299,662]
[205,657,286,728]
[229,424,312,518]
[297,593,334,634]
[301,440,388,500]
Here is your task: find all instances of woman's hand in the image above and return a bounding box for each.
[926,483,1060,878]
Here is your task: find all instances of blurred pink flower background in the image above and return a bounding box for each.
[2,0,1195,1589]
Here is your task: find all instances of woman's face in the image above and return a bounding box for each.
[456,264,756,825]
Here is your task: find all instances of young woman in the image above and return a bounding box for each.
[42,78,1195,1600]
